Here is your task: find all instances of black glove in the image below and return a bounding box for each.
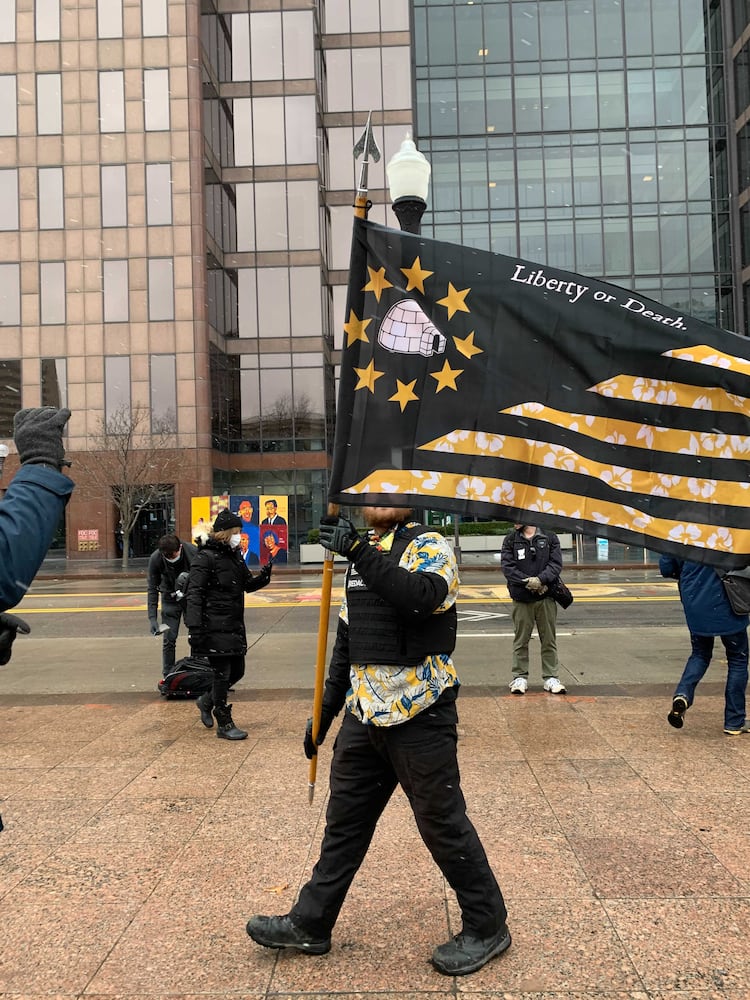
[303,713,333,760]
[319,516,363,558]
[13,407,72,471]
[258,562,273,584]
[0,612,31,666]
[149,618,159,635]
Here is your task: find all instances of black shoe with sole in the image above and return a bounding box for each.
[432,923,511,976]
[196,692,214,728]
[214,703,247,740]
[246,914,331,955]
[667,695,688,729]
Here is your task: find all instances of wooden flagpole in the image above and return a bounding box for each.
[308,114,379,803]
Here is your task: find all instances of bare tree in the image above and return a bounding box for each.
[79,403,182,569]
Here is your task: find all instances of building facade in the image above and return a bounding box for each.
[0,0,747,559]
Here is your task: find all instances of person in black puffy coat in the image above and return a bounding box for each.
[185,508,272,740]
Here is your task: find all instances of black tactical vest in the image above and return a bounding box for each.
[346,524,457,666]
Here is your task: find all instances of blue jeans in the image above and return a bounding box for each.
[674,630,749,730]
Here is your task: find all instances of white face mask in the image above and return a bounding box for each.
[229,534,242,549]
[165,548,181,563]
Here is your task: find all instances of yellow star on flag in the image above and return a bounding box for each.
[389,379,419,412]
[353,359,385,393]
[453,331,483,359]
[430,360,464,393]
[400,256,434,294]
[362,266,393,302]
[343,310,371,347]
[437,282,470,320]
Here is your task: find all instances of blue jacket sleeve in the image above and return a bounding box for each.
[0,465,74,611]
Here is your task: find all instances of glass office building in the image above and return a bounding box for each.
[413,0,745,331]
[0,0,747,559]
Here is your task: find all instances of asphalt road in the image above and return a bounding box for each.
[0,566,698,698]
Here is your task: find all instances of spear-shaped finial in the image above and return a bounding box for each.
[352,111,382,218]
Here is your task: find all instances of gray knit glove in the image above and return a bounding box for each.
[13,407,72,470]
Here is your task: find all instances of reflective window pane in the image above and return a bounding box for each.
[36,74,62,134]
[103,259,129,322]
[97,0,122,38]
[512,2,539,61]
[99,71,125,132]
[0,77,16,136]
[148,258,174,321]
[567,0,596,57]
[0,263,20,326]
[40,261,66,325]
[143,69,170,131]
[101,165,127,227]
[0,170,19,231]
[150,354,176,432]
[145,163,172,225]
[38,167,64,229]
[41,358,67,408]
[0,0,15,42]
[249,12,282,81]
[104,356,131,423]
[35,0,59,41]
[0,361,21,435]
[142,0,167,36]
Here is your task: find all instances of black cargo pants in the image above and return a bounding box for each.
[292,689,506,939]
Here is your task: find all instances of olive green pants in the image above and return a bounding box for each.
[511,598,559,679]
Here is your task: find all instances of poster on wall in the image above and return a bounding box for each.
[191,495,229,542]
[229,495,260,566]
[259,495,289,565]
[189,495,290,565]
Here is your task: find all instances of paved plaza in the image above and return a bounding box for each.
[1,568,750,997]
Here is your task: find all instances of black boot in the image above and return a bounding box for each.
[214,703,248,740]
[196,692,214,728]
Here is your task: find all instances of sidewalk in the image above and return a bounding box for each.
[2,681,750,995]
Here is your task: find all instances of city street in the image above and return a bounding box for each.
[2,566,694,695]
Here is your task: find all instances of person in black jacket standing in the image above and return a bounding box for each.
[500,523,566,695]
[146,533,198,677]
[185,509,272,740]
[246,506,509,977]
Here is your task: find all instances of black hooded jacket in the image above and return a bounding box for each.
[184,538,269,655]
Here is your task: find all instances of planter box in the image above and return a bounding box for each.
[300,533,573,564]
[448,532,573,552]
[299,543,345,564]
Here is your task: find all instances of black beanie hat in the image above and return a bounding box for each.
[213,508,243,533]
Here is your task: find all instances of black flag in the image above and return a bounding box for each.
[329,218,750,570]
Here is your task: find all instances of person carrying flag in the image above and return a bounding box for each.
[246,505,510,977]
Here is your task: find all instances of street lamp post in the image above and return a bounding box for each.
[386,135,431,235]
[385,135,462,560]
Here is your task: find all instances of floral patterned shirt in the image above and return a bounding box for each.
[340,523,460,726]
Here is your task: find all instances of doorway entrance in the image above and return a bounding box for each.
[129,498,175,557]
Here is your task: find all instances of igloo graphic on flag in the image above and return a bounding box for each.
[378,299,446,357]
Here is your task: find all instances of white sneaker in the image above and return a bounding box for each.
[543,677,566,694]
[509,677,528,695]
